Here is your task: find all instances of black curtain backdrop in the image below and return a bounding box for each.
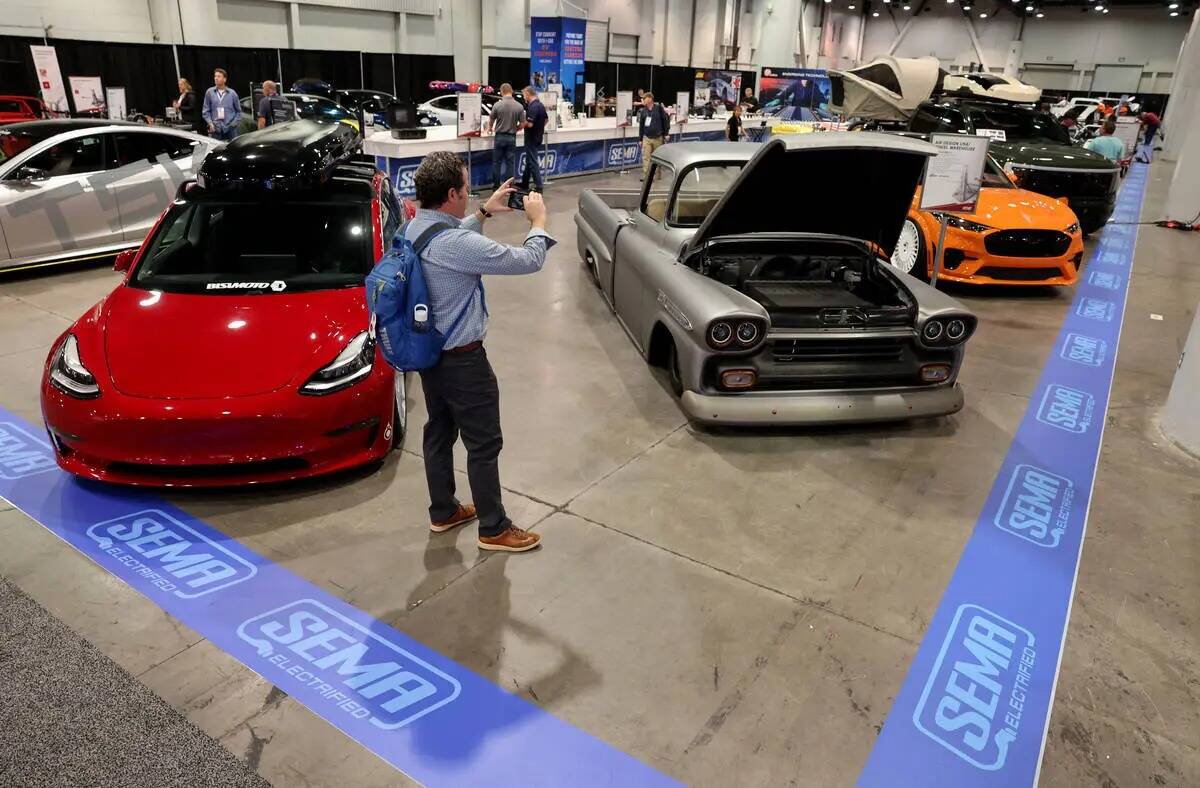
[584,61,617,99]
[396,53,454,102]
[176,45,280,100]
[0,36,39,97]
[363,52,395,95]
[617,63,652,94]
[280,49,361,91]
[648,65,693,105]
[487,56,530,93]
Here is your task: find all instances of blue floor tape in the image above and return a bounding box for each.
[859,163,1149,787]
[0,416,676,786]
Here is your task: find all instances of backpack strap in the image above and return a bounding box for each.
[412,222,453,254]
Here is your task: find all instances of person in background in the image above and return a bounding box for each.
[636,92,670,180]
[1136,111,1161,163]
[487,83,525,192]
[202,68,240,141]
[1084,119,1125,162]
[404,151,553,553]
[174,78,201,132]
[740,87,760,113]
[520,86,547,192]
[726,103,745,141]
[256,80,279,130]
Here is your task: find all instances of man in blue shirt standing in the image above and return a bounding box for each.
[636,92,671,180]
[520,86,547,192]
[202,68,241,141]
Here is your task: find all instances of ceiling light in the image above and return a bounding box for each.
[1102,7,1109,11]
[980,11,988,16]
[1094,4,1103,9]
[848,3,855,7]
[963,3,971,9]
[1169,9,1179,14]
[1168,2,1179,7]
[1036,10,1044,16]
[903,3,911,8]
[873,10,881,15]
[1025,4,1033,9]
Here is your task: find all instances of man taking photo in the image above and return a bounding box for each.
[202,68,240,141]
[403,151,553,553]
[636,92,670,180]
[520,86,547,192]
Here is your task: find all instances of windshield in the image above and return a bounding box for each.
[966,105,1070,145]
[981,158,1014,189]
[296,98,352,122]
[671,164,743,226]
[132,199,371,294]
[0,126,56,165]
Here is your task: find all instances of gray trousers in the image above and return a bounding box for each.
[418,347,510,537]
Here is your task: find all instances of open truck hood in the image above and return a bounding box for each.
[685,133,937,256]
[829,56,946,121]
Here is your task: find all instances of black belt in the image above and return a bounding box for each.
[444,340,483,355]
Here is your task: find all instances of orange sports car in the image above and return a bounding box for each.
[890,158,1085,285]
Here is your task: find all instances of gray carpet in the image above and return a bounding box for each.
[0,577,270,787]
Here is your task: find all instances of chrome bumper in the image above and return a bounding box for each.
[679,385,965,425]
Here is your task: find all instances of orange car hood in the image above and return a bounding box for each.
[915,186,1077,230]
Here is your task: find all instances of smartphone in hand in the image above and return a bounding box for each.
[507,187,530,211]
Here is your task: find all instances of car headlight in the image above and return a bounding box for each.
[49,335,100,399]
[708,321,734,348]
[919,316,975,347]
[735,321,761,346]
[931,213,993,233]
[300,331,374,395]
[1066,222,1080,234]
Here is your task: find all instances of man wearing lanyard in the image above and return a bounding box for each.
[519,86,548,192]
[202,68,241,141]
[403,151,554,553]
[637,92,670,180]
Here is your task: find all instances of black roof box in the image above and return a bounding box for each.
[197,119,360,192]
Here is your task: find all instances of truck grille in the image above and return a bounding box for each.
[772,337,907,363]
[984,230,1071,258]
[1012,167,1117,200]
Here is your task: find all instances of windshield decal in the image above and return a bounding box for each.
[204,280,287,291]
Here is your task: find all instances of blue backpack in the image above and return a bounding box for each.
[365,223,479,372]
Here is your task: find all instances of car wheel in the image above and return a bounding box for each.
[667,341,684,398]
[584,250,600,287]
[892,218,928,281]
[391,371,408,448]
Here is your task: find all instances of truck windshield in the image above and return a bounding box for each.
[131,199,371,294]
[671,163,743,226]
[966,105,1070,145]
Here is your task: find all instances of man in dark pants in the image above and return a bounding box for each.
[636,92,671,180]
[402,151,553,552]
[520,86,547,192]
[488,83,525,190]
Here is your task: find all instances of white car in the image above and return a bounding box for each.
[417,94,503,127]
[0,119,217,272]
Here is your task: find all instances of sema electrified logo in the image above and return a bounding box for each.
[1060,333,1108,367]
[517,150,558,176]
[0,421,57,480]
[86,510,257,598]
[607,142,640,167]
[1036,384,1095,434]
[1076,297,1116,322]
[394,165,420,194]
[1087,270,1121,291]
[994,464,1074,548]
[913,604,1037,771]
[236,599,460,729]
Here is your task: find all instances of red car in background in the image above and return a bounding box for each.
[40,120,411,486]
[0,96,46,125]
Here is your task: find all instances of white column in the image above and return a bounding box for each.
[1163,308,1200,457]
[1163,10,1200,163]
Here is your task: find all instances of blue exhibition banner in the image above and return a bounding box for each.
[0,410,676,787]
[858,164,1149,787]
[560,17,586,104]
[530,16,561,95]
[383,138,615,194]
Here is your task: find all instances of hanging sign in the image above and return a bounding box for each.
[30,45,69,115]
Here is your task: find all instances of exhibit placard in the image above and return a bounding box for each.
[68,76,106,116]
[584,82,596,106]
[1114,117,1140,157]
[457,92,482,138]
[675,91,690,125]
[615,91,633,126]
[693,69,742,110]
[30,45,69,115]
[976,128,1007,142]
[920,133,989,213]
[105,87,126,120]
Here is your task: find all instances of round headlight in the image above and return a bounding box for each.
[946,319,967,341]
[923,320,944,342]
[735,321,760,345]
[709,322,733,347]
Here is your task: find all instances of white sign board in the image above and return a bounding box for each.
[615,91,633,126]
[920,133,990,213]
[675,91,690,125]
[69,76,105,116]
[30,45,69,115]
[976,128,1007,142]
[457,92,482,138]
[1114,117,1140,157]
[105,87,126,120]
[584,82,596,106]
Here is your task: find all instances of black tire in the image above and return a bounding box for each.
[891,218,929,281]
[667,341,684,398]
[584,250,600,288]
[391,371,408,448]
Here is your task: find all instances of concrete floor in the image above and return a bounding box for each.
[0,160,1196,787]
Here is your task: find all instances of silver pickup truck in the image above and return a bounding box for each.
[574,134,978,426]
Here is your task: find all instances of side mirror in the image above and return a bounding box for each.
[113,249,137,273]
[14,166,48,184]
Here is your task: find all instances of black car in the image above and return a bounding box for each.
[335,89,441,129]
[905,97,1120,234]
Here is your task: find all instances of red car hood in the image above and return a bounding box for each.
[101,287,366,399]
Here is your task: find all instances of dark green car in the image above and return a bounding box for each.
[906,98,1120,234]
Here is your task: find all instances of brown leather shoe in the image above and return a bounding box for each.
[430,504,477,533]
[478,526,541,553]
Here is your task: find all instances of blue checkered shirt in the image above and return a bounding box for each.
[403,208,556,350]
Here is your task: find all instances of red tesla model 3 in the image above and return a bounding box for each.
[41,121,412,486]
